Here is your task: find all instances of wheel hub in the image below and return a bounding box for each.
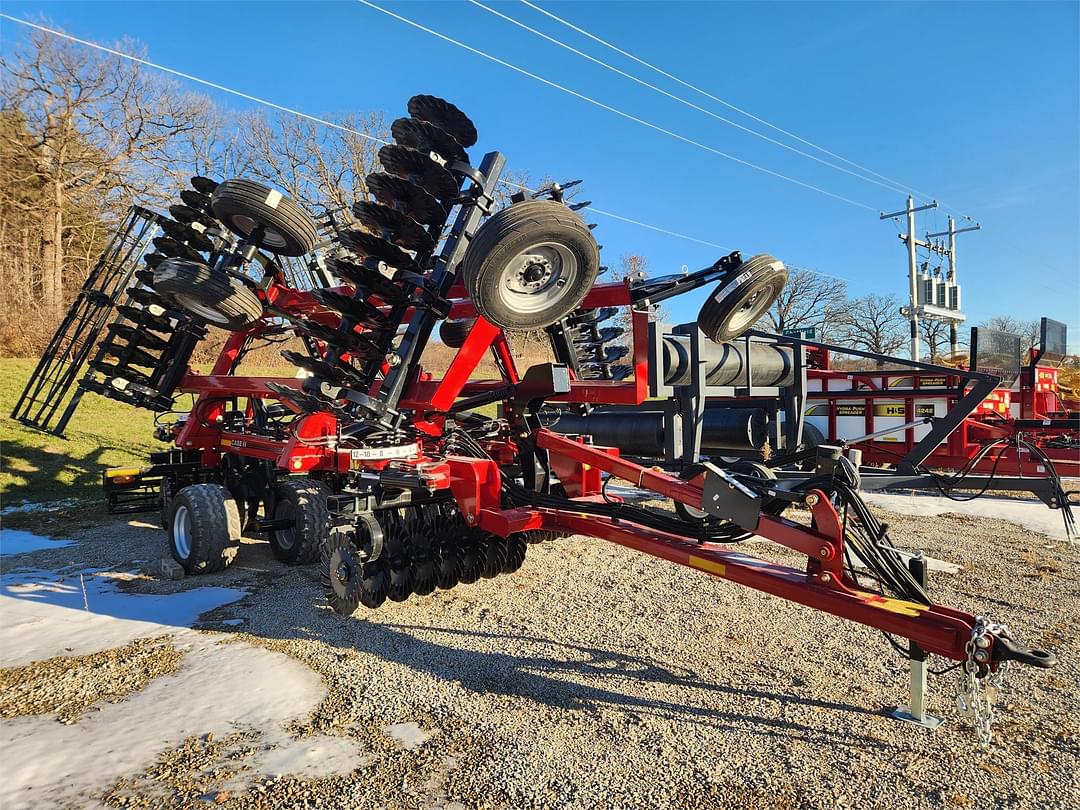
[497,243,579,315]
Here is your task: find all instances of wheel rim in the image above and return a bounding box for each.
[173,293,231,325]
[725,279,782,336]
[496,242,579,316]
[173,504,192,559]
[273,499,296,551]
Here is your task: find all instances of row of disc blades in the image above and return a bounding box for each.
[324,502,528,612]
[294,95,478,407]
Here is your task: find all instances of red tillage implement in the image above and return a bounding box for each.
[30,94,1057,743]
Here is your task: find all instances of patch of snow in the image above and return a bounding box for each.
[0,530,75,557]
[0,634,364,808]
[0,569,245,666]
[0,566,364,808]
[863,492,1073,542]
[220,618,245,626]
[383,721,430,750]
[1,498,78,516]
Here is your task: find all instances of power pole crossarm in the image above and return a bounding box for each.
[881,201,938,219]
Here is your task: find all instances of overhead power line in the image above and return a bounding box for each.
[0,12,738,256]
[355,0,877,212]
[518,0,937,204]
[469,0,912,198]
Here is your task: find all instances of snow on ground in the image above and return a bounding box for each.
[862,491,1074,542]
[0,529,74,557]
[0,568,244,666]
[0,567,364,808]
[1,498,78,516]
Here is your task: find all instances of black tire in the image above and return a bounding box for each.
[698,254,788,342]
[168,484,241,574]
[439,317,477,348]
[268,479,330,565]
[210,179,319,257]
[154,258,263,330]
[799,421,826,472]
[462,200,600,331]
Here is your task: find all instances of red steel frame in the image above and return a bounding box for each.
[162,273,996,665]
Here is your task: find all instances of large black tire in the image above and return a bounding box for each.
[154,258,264,330]
[210,179,319,257]
[698,254,788,343]
[268,479,330,565]
[439,317,477,348]
[462,200,600,331]
[168,484,242,574]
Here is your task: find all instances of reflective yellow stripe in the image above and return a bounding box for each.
[867,595,925,617]
[105,468,142,478]
[689,555,726,577]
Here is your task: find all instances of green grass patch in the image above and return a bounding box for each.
[1,359,166,518]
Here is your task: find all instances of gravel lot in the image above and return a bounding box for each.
[2,500,1077,809]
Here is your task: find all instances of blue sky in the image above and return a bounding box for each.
[3,1,1078,343]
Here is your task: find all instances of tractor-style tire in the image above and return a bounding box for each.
[462,200,600,331]
[154,258,264,331]
[268,478,330,565]
[168,484,242,574]
[698,254,788,343]
[439,317,477,348]
[210,179,319,257]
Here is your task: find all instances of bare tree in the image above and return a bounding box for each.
[240,109,387,217]
[1,27,213,315]
[757,267,847,339]
[836,293,907,361]
[919,317,952,360]
[981,315,1040,354]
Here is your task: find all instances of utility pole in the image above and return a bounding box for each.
[926,216,981,356]
[881,196,938,362]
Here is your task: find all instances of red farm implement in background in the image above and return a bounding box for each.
[803,318,1080,481]
[14,94,1069,743]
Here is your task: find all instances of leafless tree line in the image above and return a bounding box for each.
[0,26,393,355]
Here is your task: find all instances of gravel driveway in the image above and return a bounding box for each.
[2,501,1077,809]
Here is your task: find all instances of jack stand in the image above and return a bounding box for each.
[890,552,946,729]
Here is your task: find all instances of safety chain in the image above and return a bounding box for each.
[955,616,1010,746]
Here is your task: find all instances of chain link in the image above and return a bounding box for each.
[955,616,1010,746]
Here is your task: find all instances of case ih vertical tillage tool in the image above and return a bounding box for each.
[17,95,1068,743]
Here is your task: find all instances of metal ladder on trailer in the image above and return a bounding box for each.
[9,205,161,436]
